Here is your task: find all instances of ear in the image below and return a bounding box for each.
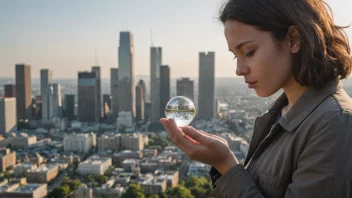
[286,26,301,53]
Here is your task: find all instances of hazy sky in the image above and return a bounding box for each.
[1,0,351,79]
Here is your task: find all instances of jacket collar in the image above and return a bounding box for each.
[272,80,341,131]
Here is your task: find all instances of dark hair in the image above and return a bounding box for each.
[220,0,352,89]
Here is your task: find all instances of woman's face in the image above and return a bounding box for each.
[224,20,295,97]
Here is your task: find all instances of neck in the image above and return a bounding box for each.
[282,76,307,116]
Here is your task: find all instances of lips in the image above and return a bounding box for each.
[245,81,257,88]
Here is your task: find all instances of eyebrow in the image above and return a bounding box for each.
[231,40,255,51]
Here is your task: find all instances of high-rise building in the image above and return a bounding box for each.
[4,84,16,98]
[117,111,133,129]
[48,83,62,118]
[118,32,135,117]
[177,78,194,101]
[103,94,111,118]
[160,65,170,118]
[150,47,162,124]
[110,68,119,119]
[40,69,53,121]
[0,98,17,134]
[198,52,215,119]
[15,64,32,120]
[65,94,75,121]
[92,66,102,120]
[78,72,97,123]
[135,80,146,121]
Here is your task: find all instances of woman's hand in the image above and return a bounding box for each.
[160,118,239,175]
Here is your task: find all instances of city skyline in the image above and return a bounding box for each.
[1,0,351,79]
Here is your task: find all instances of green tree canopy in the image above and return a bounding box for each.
[167,185,193,198]
[122,183,145,198]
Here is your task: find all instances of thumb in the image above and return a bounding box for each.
[181,126,214,146]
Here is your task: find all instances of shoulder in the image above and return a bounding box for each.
[306,88,352,135]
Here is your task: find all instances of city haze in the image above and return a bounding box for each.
[1,0,351,78]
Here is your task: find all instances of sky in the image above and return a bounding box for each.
[1,0,351,79]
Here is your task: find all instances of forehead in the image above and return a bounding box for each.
[224,20,268,49]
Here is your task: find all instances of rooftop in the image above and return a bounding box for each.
[13,184,42,193]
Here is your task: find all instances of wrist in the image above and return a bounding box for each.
[214,153,239,175]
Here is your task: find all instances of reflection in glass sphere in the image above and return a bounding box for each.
[165,96,196,127]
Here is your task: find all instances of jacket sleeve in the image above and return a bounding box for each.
[211,111,352,198]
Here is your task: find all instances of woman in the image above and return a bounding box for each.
[160,0,352,197]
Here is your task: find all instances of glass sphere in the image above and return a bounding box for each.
[165,96,196,127]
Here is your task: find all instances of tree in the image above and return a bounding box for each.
[158,192,168,198]
[167,185,194,198]
[62,178,81,192]
[122,183,145,198]
[51,185,70,198]
[96,175,108,184]
[148,195,159,198]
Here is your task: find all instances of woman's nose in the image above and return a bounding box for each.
[236,62,249,76]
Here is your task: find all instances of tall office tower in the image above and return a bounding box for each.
[4,84,16,98]
[118,32,135,117]
[78,72,97,123]
[177,78,194,101]
[150,47,162,124]
[0,98,17,134]
[135,80,146,121]
[160,65,170,118]
[103,94,111,118]
[65,94,75,121]
[48,83,62,118]
[198,52,215,120]
[15,64,32,120]
[40,69,53,121]
[91,66,101,120]
[110,68,119,119]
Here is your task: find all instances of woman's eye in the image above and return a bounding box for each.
[233,55,238,60]
[246,50,255,57]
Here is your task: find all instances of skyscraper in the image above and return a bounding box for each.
[110,68,119,119]
[198,52,215,120]
[150,47,162,124]
[4,84,16,98]
[65,94,75,121]
[40,69,53,121]
[15,64,32,120]
[135,80,146,121]
[48,83,62,118]
[118,32,135,117]
[92,66,102,121]
[0,98,17,134]
[160,65,170,118]
[177,78,194,101]
[78,72,97,123]
[103,94,111,118]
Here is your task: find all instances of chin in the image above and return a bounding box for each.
[254,88,278,98]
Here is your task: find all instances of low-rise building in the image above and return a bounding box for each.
[139,178,167,195]
[112,150,142,166]
[63,133,96,153]
[13,164,37,178]
[11,133,37,149]
[77,156,112,175]
[0,149,16,172]
[26,165,59,183]
[97,133,120,151]
[0,181,47,198]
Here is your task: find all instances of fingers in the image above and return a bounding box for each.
[160,118,199,148]
[181,126,215,147]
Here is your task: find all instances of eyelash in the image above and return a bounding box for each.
[233,50,255,60]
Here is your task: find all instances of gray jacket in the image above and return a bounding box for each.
[210,81,352,198]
